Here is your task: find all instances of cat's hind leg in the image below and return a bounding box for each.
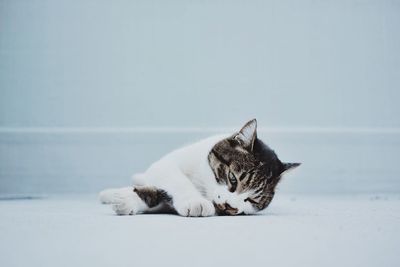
[133,186,175,214]
[99,187,147,215]
[99,186,173,215]
[99,187,128,204]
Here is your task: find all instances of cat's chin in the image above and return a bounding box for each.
[210,187,257,215]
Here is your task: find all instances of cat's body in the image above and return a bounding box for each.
[100,119,300,216]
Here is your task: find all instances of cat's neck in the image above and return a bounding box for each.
[168,134,229,190]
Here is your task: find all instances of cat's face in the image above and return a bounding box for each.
[208,119,300,215]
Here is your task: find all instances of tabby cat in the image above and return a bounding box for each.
[99,119,300,216]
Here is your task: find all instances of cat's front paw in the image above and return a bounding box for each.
[214,202,240,216]
[175,198,215,217]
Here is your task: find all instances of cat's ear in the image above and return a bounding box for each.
[282,162,301,173]
[234,119,257,151]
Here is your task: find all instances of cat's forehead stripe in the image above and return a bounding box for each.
[210,149,230,166]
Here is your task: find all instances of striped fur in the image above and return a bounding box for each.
[208,119,300,213]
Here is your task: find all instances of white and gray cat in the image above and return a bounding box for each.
[99,119,300,216]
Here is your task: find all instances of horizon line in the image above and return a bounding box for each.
[0,126,400,134]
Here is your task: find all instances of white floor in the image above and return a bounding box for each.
[1,194,399,267]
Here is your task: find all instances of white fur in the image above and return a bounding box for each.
[100,134,256,216]
[99,187,148,215]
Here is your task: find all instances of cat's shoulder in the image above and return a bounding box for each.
[163,134,229,161]
[179,134,229,152]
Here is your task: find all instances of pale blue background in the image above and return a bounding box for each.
[0,0,399,194]
[1,0,399,128]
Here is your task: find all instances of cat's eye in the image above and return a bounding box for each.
[229,172,237,184]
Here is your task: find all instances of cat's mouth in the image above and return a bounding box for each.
[213,202,240,216]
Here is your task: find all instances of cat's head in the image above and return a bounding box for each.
[208,119,300,215]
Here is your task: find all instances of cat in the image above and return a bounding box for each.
[99,119,300,216]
